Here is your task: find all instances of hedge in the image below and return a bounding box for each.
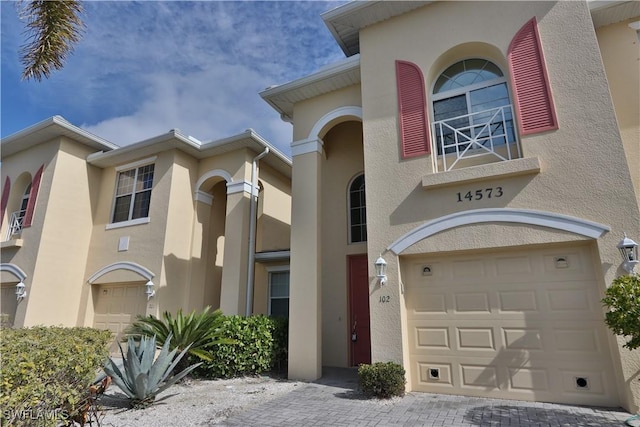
[0,326,112,426]
[193,315,287,378]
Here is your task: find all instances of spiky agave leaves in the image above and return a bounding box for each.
[103,334,202,409]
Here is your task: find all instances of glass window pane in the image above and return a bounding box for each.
[270,299,289,318]
[116,170,135,196]
[132,190,151,219]
[112,195,132,222]
[136,164,155,191]
[270,272,289,298]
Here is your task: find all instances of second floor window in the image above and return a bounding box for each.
[432,59,516,157]
[112,164,155,223]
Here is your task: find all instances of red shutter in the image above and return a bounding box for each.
[0,177,10,228]
[23,165,44,228]
[396,60,430,158]
[508,17,558,135]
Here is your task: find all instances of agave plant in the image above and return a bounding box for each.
[103,334,201,409]
[125,306,233,367]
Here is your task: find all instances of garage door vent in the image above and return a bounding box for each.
[575,377,589,389]
[554,257,569,268]
[429,368,440,380]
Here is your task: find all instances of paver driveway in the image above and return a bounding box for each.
[220,368,632,427]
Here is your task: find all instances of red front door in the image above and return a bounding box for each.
[348,254,371,366]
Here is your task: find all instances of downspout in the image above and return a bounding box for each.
[246,147,270,316]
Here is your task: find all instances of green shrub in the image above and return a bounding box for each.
[0,326,111,426]
[358,362,406,399]
[602,274,640,350]
[194,315,287,378]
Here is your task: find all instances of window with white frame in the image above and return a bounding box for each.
[268,269,289,318]
[349,174,367,243]
[432,59,517,158]
[112,163,155,223]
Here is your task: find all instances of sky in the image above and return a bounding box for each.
[0,1,349,156]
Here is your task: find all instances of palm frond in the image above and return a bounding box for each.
[18,0,85,81]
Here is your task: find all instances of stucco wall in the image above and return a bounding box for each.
[596,18,640,204]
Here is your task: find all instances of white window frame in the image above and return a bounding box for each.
[267,265,290,318]
[347,173,367,244]
[107,157,156,230]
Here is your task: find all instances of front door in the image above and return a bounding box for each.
[348,254,371,366]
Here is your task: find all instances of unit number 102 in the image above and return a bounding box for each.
[456,187,503,202]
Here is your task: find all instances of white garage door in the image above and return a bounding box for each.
[93,283,148,337]
[404,243,619,407]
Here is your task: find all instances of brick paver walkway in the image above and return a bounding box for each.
[220,368,632,427]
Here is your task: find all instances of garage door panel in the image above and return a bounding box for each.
[404,244,619,406]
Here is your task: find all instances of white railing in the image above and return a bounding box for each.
[5,210,26,241]
[432,105,520,172]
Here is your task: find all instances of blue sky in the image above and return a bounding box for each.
[1,1,348,155]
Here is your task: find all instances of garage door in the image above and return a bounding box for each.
[1,285,18,327]
[404,243,619,407]
[93,283,148,337]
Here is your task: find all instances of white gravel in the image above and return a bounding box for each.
[96,376,301,426]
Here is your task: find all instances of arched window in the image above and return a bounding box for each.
[349,174,366,243]
[19,184,31,215]
[432,59,517,163]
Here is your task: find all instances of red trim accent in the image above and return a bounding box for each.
[0,177,10,228]
[508,17,558,135]
[23,165,44,228]
[396,60,430,158]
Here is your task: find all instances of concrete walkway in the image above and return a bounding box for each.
[220,368,633,426]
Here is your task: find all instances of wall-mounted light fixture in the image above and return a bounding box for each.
[15,281,27,301]
[617,233,638,274]
[375,255,387,285]
[145,280,156,300]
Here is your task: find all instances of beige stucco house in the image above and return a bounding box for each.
[1,116,292,342]
[261,0,640,412]
[2,0,640,414]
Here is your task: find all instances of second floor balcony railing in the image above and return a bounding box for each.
[5,210,26,241]
[432,105,520,172]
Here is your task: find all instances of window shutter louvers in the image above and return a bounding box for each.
[24,165,44,228]
[508,17,558,135]
[396,60,430,158]
[1,177,10,228]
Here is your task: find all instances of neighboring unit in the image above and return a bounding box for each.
[1,116,291,345]
[261,0,640,412]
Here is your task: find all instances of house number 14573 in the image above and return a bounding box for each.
[456,187,503,202]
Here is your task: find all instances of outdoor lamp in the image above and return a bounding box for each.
[617,233,639,274]
[15,281,27,301]
[375,255,387,285]
[145,280,156,300]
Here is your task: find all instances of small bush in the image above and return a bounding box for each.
[0,326,112,426]
[194,315,287,378]
[602,274,640,350]
[358,362,406,399]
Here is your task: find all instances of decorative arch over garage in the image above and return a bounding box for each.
[0,263,27,282]
[387,208,610,255]
[87,261,155,284]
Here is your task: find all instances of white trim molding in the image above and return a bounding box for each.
[87,261,155,284]
[387,208,610,255]
[308,106,363,139]
[227,180,253,195]
[195,169,233,191]
[115,156,157,172]
[0,263,27,282]
[194,190,214,205]
[291,138,324,157]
